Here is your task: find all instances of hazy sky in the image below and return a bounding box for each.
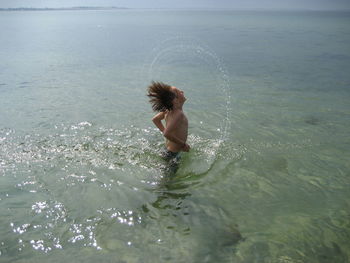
[1,0,350,10]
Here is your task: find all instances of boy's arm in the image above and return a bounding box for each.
[152,111,166,132]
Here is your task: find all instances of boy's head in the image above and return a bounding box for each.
[147,81,175,112]
[147,81,186,112]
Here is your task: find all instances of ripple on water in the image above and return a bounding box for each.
[0,121,227,259]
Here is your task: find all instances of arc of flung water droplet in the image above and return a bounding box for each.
[145,36,232,151]
[146,36,214,80]
[148,40,231,145]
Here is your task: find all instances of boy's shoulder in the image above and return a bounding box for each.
[166,109,185,121]
[170,109,185,117]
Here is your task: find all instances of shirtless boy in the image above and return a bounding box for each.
[147,81,190,160]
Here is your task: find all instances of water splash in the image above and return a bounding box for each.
[0,122,227,256]
[142,35,231,149]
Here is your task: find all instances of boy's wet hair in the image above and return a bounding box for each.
[147,81,176,112]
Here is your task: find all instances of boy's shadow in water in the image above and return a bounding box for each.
[141,157,244,261]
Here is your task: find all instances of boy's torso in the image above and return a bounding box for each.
[165,110,188,152]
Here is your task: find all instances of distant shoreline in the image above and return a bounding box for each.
[0,7,128,11]
[0,7,349,12]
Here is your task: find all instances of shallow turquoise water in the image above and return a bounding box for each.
[0,10,350,263]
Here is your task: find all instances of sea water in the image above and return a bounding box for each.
[0,9,349,263]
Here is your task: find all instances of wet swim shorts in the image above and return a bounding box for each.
[161,149,180,161]
[161,149,181,174]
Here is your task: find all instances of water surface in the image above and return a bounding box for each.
[0,9,350,263]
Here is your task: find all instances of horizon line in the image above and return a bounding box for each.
[0,6,349,12]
